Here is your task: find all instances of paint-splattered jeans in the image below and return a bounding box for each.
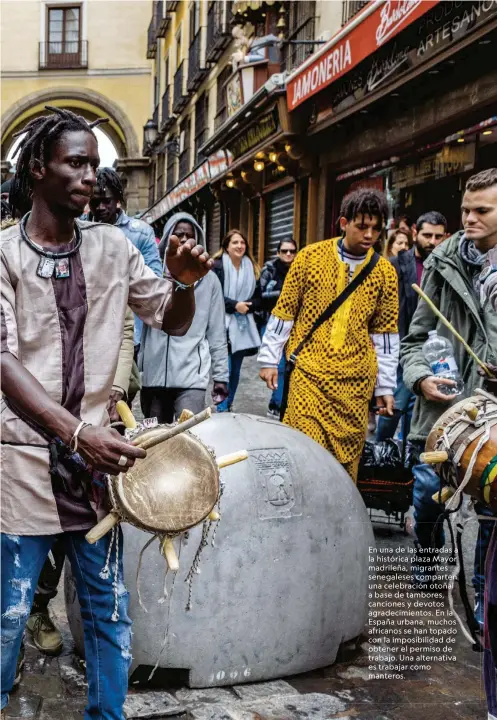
[1,529,132,719]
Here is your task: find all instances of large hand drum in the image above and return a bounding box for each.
[421,389,497,510]
[85,404,247,572]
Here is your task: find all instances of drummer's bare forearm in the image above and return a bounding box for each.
[161,287,195,336]
[1,352,78,444]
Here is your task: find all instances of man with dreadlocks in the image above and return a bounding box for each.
[258,188,399,482]
[0,106,212,719]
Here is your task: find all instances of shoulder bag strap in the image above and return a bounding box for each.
[289,252,380,365]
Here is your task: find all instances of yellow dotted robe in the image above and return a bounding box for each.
[273,238,398,481]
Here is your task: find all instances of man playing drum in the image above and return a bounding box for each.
[401,169,497,621]
[0,108,212,720]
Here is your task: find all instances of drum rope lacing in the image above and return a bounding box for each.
[99,470,225,621]
[432,396,497,647]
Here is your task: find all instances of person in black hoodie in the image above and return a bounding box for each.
[259,237,297,417]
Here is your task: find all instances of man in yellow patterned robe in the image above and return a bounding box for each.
[258,189,399,482]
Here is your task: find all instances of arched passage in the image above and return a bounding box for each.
[1,87,140,161]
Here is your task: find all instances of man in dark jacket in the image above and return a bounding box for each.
[377,211,447,441]
[401,170,497,622]
[259,237,297,417]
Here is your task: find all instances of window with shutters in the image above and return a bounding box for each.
[166,142,177,190]
[215,64,231,131]
[265,187,295,260]
[179,117,191,180]
[156,153,165,199]
[42,5,86,69]
[148,160,157,207]
[194,94,208,165]
[281,1,316,73]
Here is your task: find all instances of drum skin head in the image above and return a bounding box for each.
[116,431,219,533]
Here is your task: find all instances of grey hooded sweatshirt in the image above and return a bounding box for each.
[138,212,229,389]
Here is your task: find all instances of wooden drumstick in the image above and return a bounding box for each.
[116,400,138,429]
[161,537,179,572]
[420,450,449,464]
[134,407,212,450]
[85,512,120,544]
[412,284,493,377]
[217,450,249,469]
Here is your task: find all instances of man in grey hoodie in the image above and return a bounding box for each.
[138,212,229,421]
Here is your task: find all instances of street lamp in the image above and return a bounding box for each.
[143,118,158,148]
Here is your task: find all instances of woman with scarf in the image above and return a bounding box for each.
[213,229,261,412]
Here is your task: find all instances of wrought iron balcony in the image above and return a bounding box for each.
[39,41,88,70]
[160,87,175,132]
[166,0,180,10]
[206,1,231,63]
[187,32,207,93]
[147,18,157,58]
[173,61,188,114]
[341,0,368,26]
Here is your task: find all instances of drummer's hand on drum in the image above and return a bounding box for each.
[77,426,146,475]
[260,367,278,391]
[420,376,456,403]
[166,234,213,285]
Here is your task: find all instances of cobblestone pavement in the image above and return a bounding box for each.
[7,357,487,719]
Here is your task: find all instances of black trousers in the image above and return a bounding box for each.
[140,387,206,424]
[31,536,65,613]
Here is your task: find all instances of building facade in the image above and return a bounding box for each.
[142,0,342,261]
[1,0,154,214]
[143,0,497,262]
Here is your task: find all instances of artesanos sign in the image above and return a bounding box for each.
[287,0,439,111]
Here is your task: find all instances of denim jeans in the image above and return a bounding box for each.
[259,324,285,412]
[376,368,415,442]
[412,447,494,595]
[1,530,132,719]
[269,352,286,412]
[217,350,245,412]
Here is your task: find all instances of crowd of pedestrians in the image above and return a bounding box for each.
[1,104,497,720]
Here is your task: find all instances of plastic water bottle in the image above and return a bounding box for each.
[422,330,464,396]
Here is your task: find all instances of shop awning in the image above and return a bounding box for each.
[143,150,232,224]
[286,0,439,111]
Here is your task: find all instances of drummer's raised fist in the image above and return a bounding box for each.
[166,235,213,285]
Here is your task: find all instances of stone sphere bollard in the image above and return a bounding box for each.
[65,413,373,687]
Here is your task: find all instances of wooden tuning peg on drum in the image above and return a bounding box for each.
[420,450,449,464]
[463,402,479,421]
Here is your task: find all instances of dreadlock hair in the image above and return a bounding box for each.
[95,167,125,204]
[339,188,389,228]
[9,105,108,218]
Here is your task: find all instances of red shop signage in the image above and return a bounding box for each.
[287,0,440,111]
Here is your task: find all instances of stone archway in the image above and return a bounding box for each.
[1,87,151,214]
[1,86,140,160]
